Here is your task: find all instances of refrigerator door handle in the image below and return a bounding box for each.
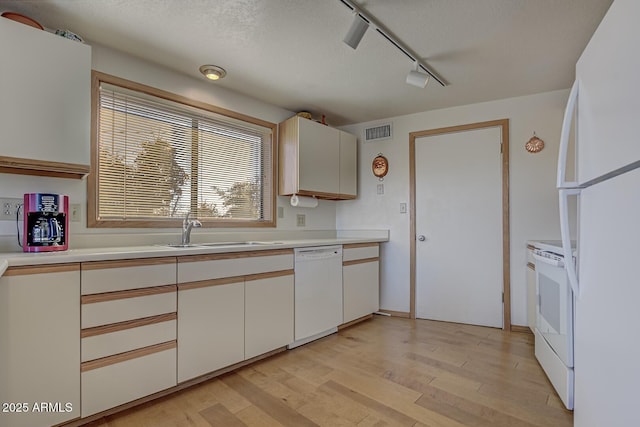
[559,188,581,298]
[557,80,579,189]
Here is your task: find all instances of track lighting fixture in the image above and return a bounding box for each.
[199,64,227,81]
[338,0,446,87]
[343,12,369,49]
[406,62,430,88]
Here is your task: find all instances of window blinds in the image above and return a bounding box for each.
[96,82,273,224]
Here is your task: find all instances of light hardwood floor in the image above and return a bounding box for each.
[85,316,572,426]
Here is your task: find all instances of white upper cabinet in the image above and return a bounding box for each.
[279,116,357,200]
[0,18,91,177]
[339,130,357,197]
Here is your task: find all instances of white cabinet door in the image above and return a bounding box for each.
[343,260,380,323]
[0,18,91,166]
[339,130,357,197]
[0,265,81,427]
[245,273,294,359]
[178,281,245,382]
[298,118,340,194]
[526,245,537,332]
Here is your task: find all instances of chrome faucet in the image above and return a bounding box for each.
[181,211,202,245]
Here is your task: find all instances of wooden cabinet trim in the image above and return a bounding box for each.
[81,313,177,338]
[244,269,294,282]
[178,276,243,291]
[343,257,380,267]
[3,263,80,276]
[177,248,293,263]
[82,257,177,270]
[343,243,379,249]
[81,285,176,304]
[178,269,293,290]
[527,262,536,271]
[81,340,176,372]
[0,155,90,179]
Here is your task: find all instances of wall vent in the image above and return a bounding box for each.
[364,123,392,142]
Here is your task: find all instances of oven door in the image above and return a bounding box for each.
[534,252,574,367]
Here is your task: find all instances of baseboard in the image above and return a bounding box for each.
[377,309,411,318]
[510,324,533,334]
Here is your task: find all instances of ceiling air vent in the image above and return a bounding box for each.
[364,123,392,142]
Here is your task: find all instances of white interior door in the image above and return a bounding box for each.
[415,127,503,328]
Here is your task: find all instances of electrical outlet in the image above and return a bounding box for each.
[296,214,306,227]
[0,197,23,221]
[377,183,384,195]
[278,206,284,219]
[70,204,81,222]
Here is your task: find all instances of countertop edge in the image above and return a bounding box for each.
[0,237,388,268]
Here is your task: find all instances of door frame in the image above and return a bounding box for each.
[409,119,511,330]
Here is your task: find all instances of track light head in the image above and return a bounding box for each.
[343,13,369,49]
[406,63,430,88]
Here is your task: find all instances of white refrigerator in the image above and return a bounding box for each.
[557,0,640,426]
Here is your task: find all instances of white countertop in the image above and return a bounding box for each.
[0,235,388,269]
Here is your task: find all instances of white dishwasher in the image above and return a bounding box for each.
[289,245,343,348]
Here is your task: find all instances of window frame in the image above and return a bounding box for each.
[88,70,277,229]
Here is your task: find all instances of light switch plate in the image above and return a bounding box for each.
[400,202,407,213]
[70,204,81,222]
[377,184,384,195]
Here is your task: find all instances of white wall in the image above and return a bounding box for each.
[337,89,570,326]
[0,44,337,251]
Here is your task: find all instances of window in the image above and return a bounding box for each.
[89,71,276,228]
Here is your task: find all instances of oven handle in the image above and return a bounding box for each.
[559,188,581,298]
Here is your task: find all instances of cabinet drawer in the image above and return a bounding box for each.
[82,287,176,328]
[82,317,176,362]
[178,251,293,283]
[343,244,379,262]
[81,258,176,294]
[81,344,176,417]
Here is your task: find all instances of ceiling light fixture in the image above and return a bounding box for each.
[199,64,227,81]
[338,0,446,87]
[343,12,369,49]
[406,62,430,88]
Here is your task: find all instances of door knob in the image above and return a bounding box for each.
[417,235,426,241]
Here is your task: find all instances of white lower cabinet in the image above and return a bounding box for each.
[343,244,380,323]
[0,264,81,427]
[177,280,245,382]
[177,250,294,383]
[245,273,294,359]
[80,258,178,418]
[526,244,538,332]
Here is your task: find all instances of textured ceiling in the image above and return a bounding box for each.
[1,0,613,126]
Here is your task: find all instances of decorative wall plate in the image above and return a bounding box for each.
[372,154,388,179]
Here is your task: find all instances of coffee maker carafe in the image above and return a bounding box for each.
[23,193,69,252]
